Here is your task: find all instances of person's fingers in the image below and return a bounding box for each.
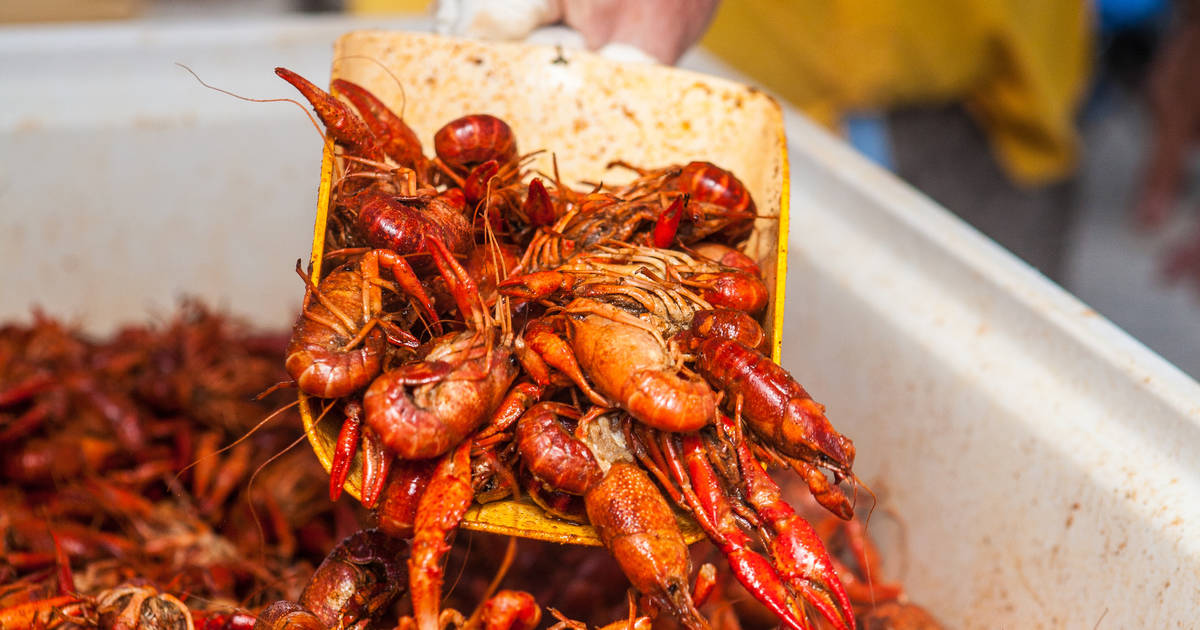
[1136,120,1189,229]
[561,0,621,50]
[1135,22,1200,229]
[1162,222,1200,287]
[562,0,720,64]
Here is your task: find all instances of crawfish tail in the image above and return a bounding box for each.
[286,269,384,398]
[410,442,474,630]
[515,402,603,495]
[697,338,854,471]
[433,114,518,173]
[585,462,708,630]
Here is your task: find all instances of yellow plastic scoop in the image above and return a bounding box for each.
[298,31,788,545]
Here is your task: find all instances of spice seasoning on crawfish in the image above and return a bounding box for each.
[0,304,357,625]
[274,67,947,630]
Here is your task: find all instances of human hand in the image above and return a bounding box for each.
[1133,20,1200,229]
[1163,223,1200,292]
[1131,13,1200,291]
[435,0,720,65]
[558,0,720,65]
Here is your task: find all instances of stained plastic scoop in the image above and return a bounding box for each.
[298,30,787,545]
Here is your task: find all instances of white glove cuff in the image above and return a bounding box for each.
[435,0,563,41]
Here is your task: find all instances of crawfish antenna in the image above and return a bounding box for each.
[175,63,325,140]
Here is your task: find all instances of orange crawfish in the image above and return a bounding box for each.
[285,249,439,400]
[514,404,712,630]
[362,237,519,461]
[610,160,758,246]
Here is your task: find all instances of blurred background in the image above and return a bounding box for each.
[2,0,1198,379]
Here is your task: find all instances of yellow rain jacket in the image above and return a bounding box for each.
[355,0,1094,185]
[701,0,1094,186]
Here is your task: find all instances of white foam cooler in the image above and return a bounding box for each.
[1,17,1197,628]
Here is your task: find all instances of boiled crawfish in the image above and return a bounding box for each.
[274,68,870,630]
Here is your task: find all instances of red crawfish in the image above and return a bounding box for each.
[513,404,712,630]
[433,114,519,176]
[285,249,438,400]
[388,383,544,630]
[625,419,855,630]
[252,529,408,630]
[275,67,425,174]
[431,114,554,237]
[276,68,474,263]
[285,249,441,505]
[501,292,715,432]
[363,237,519,461]
[361,238,523,630]
[353,191,476,272]
[564,299,714,432]
[692,336,855,504]
[610,161,758,246]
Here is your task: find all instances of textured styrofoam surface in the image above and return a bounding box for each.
[780,111,1200,627]
[2,18,1198,628]
[0,16,430,333]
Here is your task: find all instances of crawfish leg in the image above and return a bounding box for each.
[719,417,854,630]
[660,434,810,630]
[410,441,474,630]
[523,178,556,226]
[584,462,707,630]
[330,399,364,502]
[475,382,542,443]
[359,426,391,509]
[427,235,486,330]
[520,318,609,407]
[369,249,442,335]
[652,195,687,248]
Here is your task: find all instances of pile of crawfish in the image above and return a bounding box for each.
[0,66,942,630]
[272,66,941,630]
[0,303,368,630]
